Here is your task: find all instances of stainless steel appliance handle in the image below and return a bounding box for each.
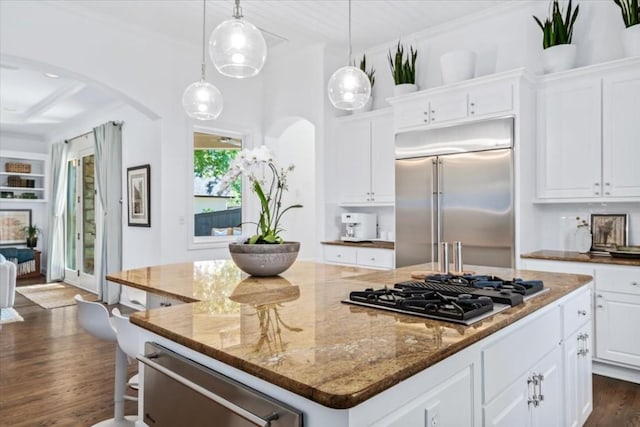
[435,158,442,258]
[138,354,277,427]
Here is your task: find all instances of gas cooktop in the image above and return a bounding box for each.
[343,274,549,325]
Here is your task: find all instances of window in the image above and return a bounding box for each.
[191,129,245,244]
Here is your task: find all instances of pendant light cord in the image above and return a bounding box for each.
[347,0,352,65]
[201,0,207,80]
[233,0,243,18]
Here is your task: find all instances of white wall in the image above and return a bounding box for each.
[1,1,264,268]
[0,133,46,154]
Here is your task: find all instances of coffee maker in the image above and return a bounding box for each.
[341,213,376,241]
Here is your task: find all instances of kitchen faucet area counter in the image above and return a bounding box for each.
[125,260,592,423]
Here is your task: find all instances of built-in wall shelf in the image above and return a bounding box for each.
[0,150,48,203]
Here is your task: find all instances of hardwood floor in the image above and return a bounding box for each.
[2,277,640,426]
[1,277,136,427]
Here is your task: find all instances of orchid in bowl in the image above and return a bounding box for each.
[218,146,302,244]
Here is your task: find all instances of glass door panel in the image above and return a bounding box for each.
[65,160,77,271]
[82,155,95,275]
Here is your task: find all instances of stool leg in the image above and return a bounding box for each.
[114,345,127,421]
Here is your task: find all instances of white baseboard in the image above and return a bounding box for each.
[592,359,640,384]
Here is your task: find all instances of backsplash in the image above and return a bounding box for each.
[531,202,640,252]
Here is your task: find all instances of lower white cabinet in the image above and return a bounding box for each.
[564,324,593,427]
[595,291,640,367]
[484,345,562,427]
[374,367,473,427]
[323,244,394,270]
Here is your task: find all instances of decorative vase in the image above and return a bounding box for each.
[542,44,577,74]
[229,242,300,276]
[575,227,592,254]
[622,25,640,58]
[393,83,418,97]
[440,50,476,85]
[26,237,37,248]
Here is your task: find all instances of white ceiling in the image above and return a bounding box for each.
[0,0,509,141]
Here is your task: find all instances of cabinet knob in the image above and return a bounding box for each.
[423,111,428,115]
[470,111,475,115]
[594,183,600,186]
[470,102,475,106]
[605,192,610,195]
[336,254,341,258]
[578,309,587,316]
[605,182,610,186]
[596,294,603,298]
[424,119,428,122]
[631,282,639,286]
[370,257,375,261]
[594,192,600,195]
[597,304,604,308]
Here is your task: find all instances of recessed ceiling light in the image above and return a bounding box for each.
[43,72,60,79]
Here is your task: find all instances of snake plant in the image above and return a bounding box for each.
[354,54,375,88]
[387,41,417,85]
[613,0,639,27]
[533,0,580,49]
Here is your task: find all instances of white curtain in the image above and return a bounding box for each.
[46,141,69,283]
[93,122,123,303]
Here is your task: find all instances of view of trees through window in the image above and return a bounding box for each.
[193,132,243,237]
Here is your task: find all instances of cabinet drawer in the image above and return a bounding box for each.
[482,306,561,403]
[324,245,357,265]
[394,98,429,130]
[357,248,394,269]
[562,287,591,338]
[596,266,640,295]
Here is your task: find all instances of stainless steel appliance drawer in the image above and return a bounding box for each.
[139,342,302,427]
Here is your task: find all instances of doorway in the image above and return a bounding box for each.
[64,135,99,293]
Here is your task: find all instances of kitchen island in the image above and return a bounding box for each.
[113,261,593,426]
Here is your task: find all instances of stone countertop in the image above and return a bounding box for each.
[521,250,640,267]
[321,240,395,250]
[125,260,592,409]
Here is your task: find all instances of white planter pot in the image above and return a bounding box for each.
[542,44,577,74]
[622,25,640,58]
[393,83,418,97]
[354,96,373,114]
[440,50,476,85]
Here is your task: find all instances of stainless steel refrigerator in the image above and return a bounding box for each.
[395,117,514,268]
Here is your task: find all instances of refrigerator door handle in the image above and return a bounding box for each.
[433,157,441,263]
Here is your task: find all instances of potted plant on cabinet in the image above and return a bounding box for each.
[388,41,418,96]
[613,0,640,57]
[533,0,580,73]
[354,54,375,112]
[218,146,303,277]
[22,224,41,249]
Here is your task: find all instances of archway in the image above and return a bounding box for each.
[264,118,316,261]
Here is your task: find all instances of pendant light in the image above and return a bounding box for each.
[183,0,223,120]
[209,0,267,79]
[327,0,371,110]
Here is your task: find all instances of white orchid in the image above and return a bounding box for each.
[217,145,302,244]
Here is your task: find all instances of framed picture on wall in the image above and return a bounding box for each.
[0,209,32,246]
[127,164,150,227]
[590,213,628,252]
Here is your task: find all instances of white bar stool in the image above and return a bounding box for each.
[75,295,137,427]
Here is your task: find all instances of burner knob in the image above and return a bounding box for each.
[459,294,472,300]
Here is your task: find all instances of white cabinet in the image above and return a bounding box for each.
[374,367,473,427]
[484,342,562,427]
[537,59,640,200]
[336,111,394,205]
[564,324,593,427]
[595,266,640,367]
[389,75,515,132]
[323,244,394,270]
[0,151,48,203]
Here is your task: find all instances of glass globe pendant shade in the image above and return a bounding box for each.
[182,79,223,120]
[209,18,267,79]
[327,66,371,110]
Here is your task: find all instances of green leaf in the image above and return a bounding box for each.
[249,234,259,244]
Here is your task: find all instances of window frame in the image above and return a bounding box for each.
[187,123,253,250]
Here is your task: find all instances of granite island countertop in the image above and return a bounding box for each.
[522,249,640,267]
[124,260,591,409]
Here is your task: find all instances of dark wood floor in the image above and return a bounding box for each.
[2,277,640,426]
[0,277,137,427]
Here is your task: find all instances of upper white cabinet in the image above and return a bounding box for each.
[0,151,48,203]
[388,70,518,132]
[336,110,395,205]
[537,59,640,200]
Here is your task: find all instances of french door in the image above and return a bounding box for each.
[65,146,99,292]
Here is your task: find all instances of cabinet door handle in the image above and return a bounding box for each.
[527,376,537,407]
[631,282,639,287]
[578,309,587,316]
[537,373,544,403]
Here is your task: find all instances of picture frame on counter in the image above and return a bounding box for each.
[590,213,628,252]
